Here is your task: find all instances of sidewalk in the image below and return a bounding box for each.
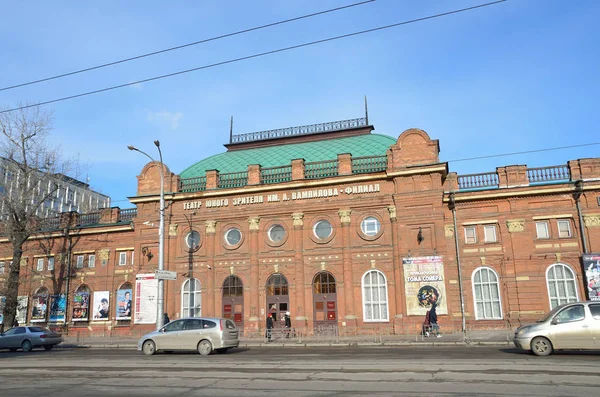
[61,329,515,349]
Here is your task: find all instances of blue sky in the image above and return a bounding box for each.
[1,0,598,208]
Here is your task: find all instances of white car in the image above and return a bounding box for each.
[0,326,63,352]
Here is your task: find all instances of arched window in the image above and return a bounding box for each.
[222,275,243,297]
[313,272,336,294]
[181,278,201,318]
[546,263,578,309]
[472,267,502,320]
[266,274,288,296]
[362,270,389,322]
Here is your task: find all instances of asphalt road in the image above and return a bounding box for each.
[1,346,599,396]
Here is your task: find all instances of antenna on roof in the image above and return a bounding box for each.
[229,116,234,144]
[364,95,369,125]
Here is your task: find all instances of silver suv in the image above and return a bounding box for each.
[514,301,600,356]
[138,317,239,355]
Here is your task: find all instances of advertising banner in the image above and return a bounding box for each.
[0,296,4,324]
[583,254,600,301]
[403,256,448,316]
[116,288,133,320]
[135,273,157,324]
[92,291,110,320]
[49,294,66,323]
[72,291,90,321]
[31,294,49,322]
[16,296,28,325]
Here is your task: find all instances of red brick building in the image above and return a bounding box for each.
[1,116,599,336]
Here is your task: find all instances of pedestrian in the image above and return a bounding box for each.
[429,296,441,338]
[284,311,292,338]
[163,313,170,325]
[266,313,274,342]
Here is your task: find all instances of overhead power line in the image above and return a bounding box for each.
[0,0,507,114]
[446,141,600,163]
[0,0,375,92]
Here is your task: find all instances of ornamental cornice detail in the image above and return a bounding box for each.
[205,220,217,234]
[444,225,454,238]
[506,219,525,233]
[387,206,397,221]
[291,213,304,226]
[248,217,260,231]
[338,209,352,225]
[584,215,600,227]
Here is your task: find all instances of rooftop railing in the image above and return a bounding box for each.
[218,171,248,189]
[261,165,292,185]
[527,165,570,183]
[119,208,137,223]
[458,172,499,190]
[305,159,339,179]
[180,176,206,192]
[352,155,387,174]
[78,212,101,226]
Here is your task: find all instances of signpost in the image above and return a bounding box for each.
[155,270,177,281]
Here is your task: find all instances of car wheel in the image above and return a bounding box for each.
[21,340,32,353]
[215,348,229,354]
[9,348,18,352]
[142,340,156,356]
[531,336,553,356]
[197,340,212,356]
[44,345,54,351]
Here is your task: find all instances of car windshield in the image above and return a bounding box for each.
[537,305,566,322]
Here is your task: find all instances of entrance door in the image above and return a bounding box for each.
[313,272,337,332]
[222,275,244,329]
[266,274,289,328]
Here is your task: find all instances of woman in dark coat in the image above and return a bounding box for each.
[266,313,274,342]
[429,297,441,337]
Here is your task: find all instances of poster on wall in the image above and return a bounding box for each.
[72,291,90,321]
[583,254,600,301]
[403,256,448,316]
[116,288,133,320]
[16,296,28,325]
[49,294,66,323]
[134,273,157,324]
[0,296,4,324]
[31,294,49,322]
[92,291,110,320]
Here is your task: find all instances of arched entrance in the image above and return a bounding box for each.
[313,271,337,328]
[266,274,289,328]
[222,275,244,328]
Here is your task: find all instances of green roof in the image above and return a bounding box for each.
[180,134,396,178]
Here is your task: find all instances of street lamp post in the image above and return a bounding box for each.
[128,141,165,330]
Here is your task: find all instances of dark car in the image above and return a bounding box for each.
[0,326,63,352]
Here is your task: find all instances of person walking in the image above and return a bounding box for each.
[429,296,441,338]
[163,313,170,325]
[266,313,274,342]
[284,311,292,338]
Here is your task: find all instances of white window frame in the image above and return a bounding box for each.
[472,267,503,320]
[361,217,381,236]
[181,278,202,317]
[88,255,96,268]
[76,255,84,269]
[546,263,578,309]
[313,220,333,240]
[47,257,54,271]
[267,224,286,242]
[536,221,550,239]
[361,270,389,322]
[464,226,477,244]
[131,251,134,266]
[37,258,44,271]
[224,228,242,246]
[483,225,497,243]
[557,219,572,238]
[119,252,127,266]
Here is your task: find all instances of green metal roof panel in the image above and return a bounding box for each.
[180,133,396,178]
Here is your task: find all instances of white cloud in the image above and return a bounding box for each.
[146,110,184,130]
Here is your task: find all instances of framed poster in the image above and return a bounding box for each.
[583,254,600,301]
[31,294,49,322]
[49,294,66,323]
[116,288,133,320]
[403,256,448,316]
[72,291,90,321]
[134,273,158,324]
[92,291,110,320]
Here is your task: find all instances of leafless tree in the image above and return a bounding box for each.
[0,104,79,329]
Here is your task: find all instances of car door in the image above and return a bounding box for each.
[181,319,204,350]
[588,303,600,348]
[549,304,593,349]
[0,328,18,348]
[153,320,186,350]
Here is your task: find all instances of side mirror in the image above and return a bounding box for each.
[551,318,559,325]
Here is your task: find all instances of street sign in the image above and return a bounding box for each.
[155,270,177,281]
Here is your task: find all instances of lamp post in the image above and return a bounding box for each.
[128,141,165,330]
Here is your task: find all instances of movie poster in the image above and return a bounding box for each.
[92,291,110,320]
[583,254,600,301]
[49,294,66,323]
[403,256,448,316]
[16,296,28,325]
[134,273,157,324]
[72,291,90,321]
[0,296,4,324]
[31,294,49,322]
[116,288,133,320]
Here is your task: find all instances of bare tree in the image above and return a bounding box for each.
[0,105,77,329]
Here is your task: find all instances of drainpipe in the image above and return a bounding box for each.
[449,193,467,340]
[574,180,589,254]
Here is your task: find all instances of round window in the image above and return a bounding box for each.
[268,224,286,242]
[185,230,201,250]
[313,220,333,240]
[225,228,242,246]
[361,217,381,236]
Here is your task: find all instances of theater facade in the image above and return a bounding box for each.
[1,116,599,335]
